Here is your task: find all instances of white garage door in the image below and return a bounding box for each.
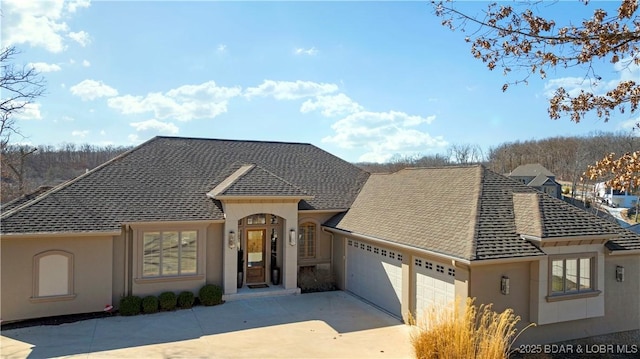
[346,239,403,317]
[413,256,456,321]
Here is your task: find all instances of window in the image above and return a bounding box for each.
[550,255,594,295]
[143,230,197,277]
[32,250,75,301]
[298,222,316,259]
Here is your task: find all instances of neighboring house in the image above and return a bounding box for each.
[1,137,639,345]
[507,163,562,199]
[595,181,638,208]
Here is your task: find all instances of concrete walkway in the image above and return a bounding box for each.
[0,291,412,359]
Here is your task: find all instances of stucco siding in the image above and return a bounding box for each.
[206,223,224,286]
[332,235,346,289]
[1,236,113,322]
[111,231,126,306]
[469,262,532,323]
[519,254,640,344]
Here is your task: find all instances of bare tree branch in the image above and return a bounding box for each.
[1,46,46,148]
[432,0,640,124]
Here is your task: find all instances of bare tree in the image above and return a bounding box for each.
[1,46,46,147]
[433,0,639,125]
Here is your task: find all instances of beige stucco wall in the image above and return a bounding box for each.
[469,261,532,324]
[518,254,640,345]
[1,235,113,322]
[111,229,127,306]
[206,223,224,286]
[332,235,346,289]
[298,212,337,268]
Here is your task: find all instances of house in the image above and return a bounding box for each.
[1,137,639,345]
[507,163,562,199]
[595,181,638,208]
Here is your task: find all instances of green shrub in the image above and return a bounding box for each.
[562,186,571,195]
[141,295,159,314]
[158,291,177,311]
[177,291,195,309]
[199,284,223,306]
[119,295,142,316]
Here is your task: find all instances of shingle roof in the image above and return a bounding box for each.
[212,164,312,198]
[527,173,557,187]
[1,186,53,212]
[325,165,640,261]
[509,163,555,177]
[1,137,369,234]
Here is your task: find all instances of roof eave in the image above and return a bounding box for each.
[1,230,122,238]
[608,248,640,256]
[210,195,315,201]
[521,233,617,243]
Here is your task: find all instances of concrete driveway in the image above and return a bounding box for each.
[0,291,412,359]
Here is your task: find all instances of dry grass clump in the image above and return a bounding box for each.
[410,297,533,359]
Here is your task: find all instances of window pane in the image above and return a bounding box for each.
[299,223,316,258]
[551,260,564,293]
[180,231,197,274]
[579,258,591,290]
[565,259,578,292]
[143,232,161,277]
[307,224,315,257]
[162,232,179,276]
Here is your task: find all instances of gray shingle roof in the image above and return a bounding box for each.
[325,165,640,261]
[509,163,555,177]
[1,137,369,234]
[215,164,312,197]
[527,173,557,187]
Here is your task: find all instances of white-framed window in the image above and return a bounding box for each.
[549,254,595,296]
[298,222,316,259]
[143,230,198,277]
[32,250,75,301]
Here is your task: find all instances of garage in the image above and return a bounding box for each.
[413,256,456,321]
[346,239,403,317]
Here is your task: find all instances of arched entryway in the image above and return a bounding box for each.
[237,213,283,286]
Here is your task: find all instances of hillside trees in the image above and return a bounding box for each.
[432,0,639,125]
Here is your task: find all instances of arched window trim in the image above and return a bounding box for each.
[31,250,76,303]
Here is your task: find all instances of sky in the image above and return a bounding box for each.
[2,0,638,163]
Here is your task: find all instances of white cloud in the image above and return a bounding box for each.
[301,93,364,117]
[217,44,227,53]
[13,103,43,120]
[544,77,598,98]
[70,79,119,101]
[68,30,90,46]
[245,80,338,100]
[295,47,318,56]
[82,59,91,67]
[618,117,640,131]
[69,59,76,64]
[2,0,90,53]
[108,81,241,122]
[322,111,445,163]
[71,130,89,138]
[130,119,179,135]
[100,130,106,136]
[128,134,140,143]
[67,0,90,13]
[28,62,62,73]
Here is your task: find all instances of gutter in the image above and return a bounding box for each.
[608,249,640,256]
[1,230,122,238]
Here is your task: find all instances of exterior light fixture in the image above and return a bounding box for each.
[289,229,296,246]
[500,276,510,295]
[228,231,236,249]
[616,266,625,282]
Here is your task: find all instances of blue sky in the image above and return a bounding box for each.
[3,0,638,162]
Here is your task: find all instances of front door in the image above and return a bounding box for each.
[246,229,266,283]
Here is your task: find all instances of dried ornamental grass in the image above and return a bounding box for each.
[410,297,534,359]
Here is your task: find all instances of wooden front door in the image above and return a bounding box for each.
[246,229,266,283]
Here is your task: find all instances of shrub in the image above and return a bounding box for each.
[119,295,142,316]
[199,284,223,306]
[297,266,336,293]
[410,297,533,359]
[158,291,177,311]
[142,295,159,314]
[562,186,570,195]
[177,291,195,309]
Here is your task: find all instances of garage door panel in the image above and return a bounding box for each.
[414,256,456,321]
[346,239,402,317]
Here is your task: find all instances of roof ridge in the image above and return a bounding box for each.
[0,137,158,220]
[154,135,313,146]
[207,163,256,198]
[469,165,484,260]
